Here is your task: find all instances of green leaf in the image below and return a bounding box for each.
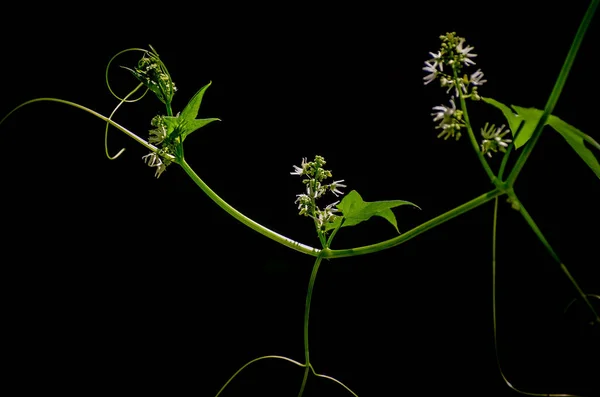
[547,115,600,180]
[509,105,546,149]
[509,106,600,179]
[180,82,212,122]
[325,190,420,233]
[482,97,600,179]
[162,81,220,142]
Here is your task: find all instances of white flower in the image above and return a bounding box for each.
[154,162,167,178]
[480,123,512,157]
[456,38,477,66]
[142,152,169,178]
[428,51,444,71]
[325,200,340,212]
[329,180,346,197]
[422,61,438,85]
[290,157,309,176]
[470,69,487,86]
[306,180,325,199]
[311,201,340,230]
[142,152,162,167]
[295,193,311,215]
[431,99,456,123]
[149,124,167,145]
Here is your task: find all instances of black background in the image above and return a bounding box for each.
[1,1,599,396]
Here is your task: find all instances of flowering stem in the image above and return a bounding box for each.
[181,155,504,260]
[311,178,328,248]
[452,68,498,185]
[505,0,599,186]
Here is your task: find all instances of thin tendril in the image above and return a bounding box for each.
[563,294,600,315]
[105,47,151,103]
[104,82,145,160]
[310,363,360,397]
[213,355,306,397]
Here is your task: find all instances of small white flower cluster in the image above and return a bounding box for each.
[430,98,465,140]
[142,115,173,178]
[291,155,346,232]
[423,33,486,141]
[480,122,512,158]
[423,33,512,158]
[148,115,167,145]
[142,151,168,178]
[125,48,177,107]
[136,54,177,102]
[423,32,484,99]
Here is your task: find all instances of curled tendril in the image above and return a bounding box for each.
[563,294,600,322]
[103,47,152,160]
[213,355,359,397]
[104,82,145,160]
[104,47,152,103]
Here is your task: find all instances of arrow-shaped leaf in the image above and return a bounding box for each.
[180,81,212,121]
[482,97,600,180]
[325,190,420,233]
[547,114,600,180]
[163,81,220,142]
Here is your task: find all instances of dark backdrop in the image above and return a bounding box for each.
[1,2,598,396]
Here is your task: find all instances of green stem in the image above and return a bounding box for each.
[324,188,503,259]
[297,253,325,397]
[497,120,525,181]
[326,218,344,248]
[453,68,498,185]
[511,193,600,323]
[180,159,502,260]
[506,0,599,186]
[0,101,506,264]
[179,158,321,256]
[303,254,324,364]
[490,197,511,389]
[297,366,310,397]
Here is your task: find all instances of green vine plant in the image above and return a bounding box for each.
[1,2,599,396]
